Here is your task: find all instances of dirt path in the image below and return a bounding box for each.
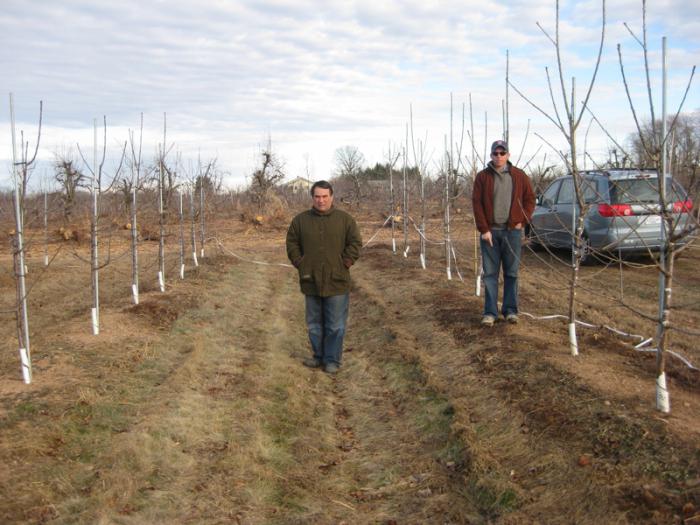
[1,247,483,523]
[1,223,698,524]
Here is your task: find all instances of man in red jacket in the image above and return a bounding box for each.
[472,140,535,326]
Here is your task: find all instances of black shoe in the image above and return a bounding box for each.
[303,357,322,368]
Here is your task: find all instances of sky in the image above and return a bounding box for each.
[1,0,699,192]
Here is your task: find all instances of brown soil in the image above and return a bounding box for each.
[0,209,698,524]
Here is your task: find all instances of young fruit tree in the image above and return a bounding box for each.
[509,0,606,357]
[8,95,42,383]
[616,1,697,412]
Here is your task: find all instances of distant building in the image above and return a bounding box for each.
[286,176,313,194]
[366,180,390,191]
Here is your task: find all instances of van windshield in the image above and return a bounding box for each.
[609,178,684,204]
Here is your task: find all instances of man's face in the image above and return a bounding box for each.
[491,148,509,169]
[312,188,333,212]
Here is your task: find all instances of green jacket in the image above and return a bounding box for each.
[286,207,362,297]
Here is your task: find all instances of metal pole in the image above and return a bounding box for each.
[420,141,426,269]
[179,191,185,279]
[91,118,100,335]
[43,190,48,266]
[402,128,408,256]
[190,189,199,266]
[131,186,139,304]
[656,36,670,413]
[9,93,32,383]
[389,140,396,255]
[158,146,165,292]
[505,50,510,144]
[199,180,205,258]
[444,135,451,280]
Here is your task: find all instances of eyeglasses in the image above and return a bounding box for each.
[491,151,507,156]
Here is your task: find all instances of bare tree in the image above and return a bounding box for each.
[334,145,366,207]
[629,113,700,200]
[8,95,42,383]
[126,114,144,304]
[509,0,606,356]
[617,2,697,412]
[54,155,87,221]
[76,116,127,334]
[249,136,285,212]
[384,142,402,255]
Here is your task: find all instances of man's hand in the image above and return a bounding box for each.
[514,223,523,230]
[481,231,493,247]
[343,258,353,269]
[293,256,303,268]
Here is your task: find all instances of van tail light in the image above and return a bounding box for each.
[598,203,633,217]
[672,199,693,213]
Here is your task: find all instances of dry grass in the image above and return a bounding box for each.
[1,205,699,524]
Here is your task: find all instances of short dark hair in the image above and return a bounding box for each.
[311,180,333,196]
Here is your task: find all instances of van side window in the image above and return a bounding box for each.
[541,180,560,207]
[583,178,600,203]
[557,179,574,204]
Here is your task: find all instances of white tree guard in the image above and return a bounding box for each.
[91,308,99,335]
[569,322,579,356]
[19,348,31,384]
[656,372,670,413]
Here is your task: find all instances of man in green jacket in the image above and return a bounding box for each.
[286,180,362,374]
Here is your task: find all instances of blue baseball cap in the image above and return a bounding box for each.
[491,140,508,153]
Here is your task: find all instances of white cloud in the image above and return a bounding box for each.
[1,0,698,190]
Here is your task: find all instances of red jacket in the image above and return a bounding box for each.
[472,163,536,234]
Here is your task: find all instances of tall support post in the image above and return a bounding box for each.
[656,36,670,413]
[402,126,409,257]
[91,118,100,335]
[444,135,452,281]
[131,186,139,304]
[157,146,165,292]
[179,191,185,279]
[43,190,49,266]
[190,189,199,267]
[505,50,510,144]
[389,140,396,255]
[9,93,31,383]
[130,113,142,305]
[199,180,206,258]
[568,77,580,357]
[419,140,426,269]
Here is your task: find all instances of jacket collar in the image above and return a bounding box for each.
[488,160,512,175]
[311,205,335,216]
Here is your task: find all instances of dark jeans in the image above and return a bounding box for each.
[480,228,522,318]
[305,293,349,366]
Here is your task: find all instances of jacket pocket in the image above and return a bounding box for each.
[298,258,313,282]
[331,267,350,283]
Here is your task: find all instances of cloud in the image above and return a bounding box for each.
[1,0,698,189]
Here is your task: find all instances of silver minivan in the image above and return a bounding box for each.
[528,169,694,262]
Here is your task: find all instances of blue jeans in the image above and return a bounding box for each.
[481,228,522,318]
[305,293,349,366]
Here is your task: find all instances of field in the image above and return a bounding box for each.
[1,200,699,524]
